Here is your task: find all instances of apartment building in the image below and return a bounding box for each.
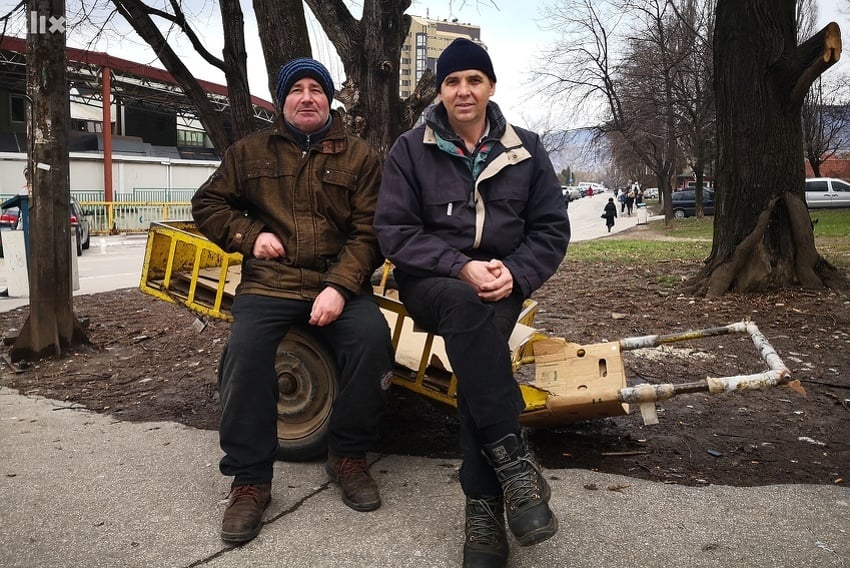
[399,15,484,99]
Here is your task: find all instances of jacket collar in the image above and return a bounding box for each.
[270,109,346,153]
[423,102,526,153]
[423,101,507,146]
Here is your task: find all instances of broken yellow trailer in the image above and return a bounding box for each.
[139,221,797,460]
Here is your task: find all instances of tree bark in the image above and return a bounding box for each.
[219,0,255,140]
[13,0,87,361]
[687,1,847,297]
[306,0,426,157]
[253,0,311,105]
[111,0,233,153]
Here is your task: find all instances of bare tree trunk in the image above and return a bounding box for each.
[688,1,846,297]
[253,0,311,105]
[219,0,255,140]
[12,0,86,361]
[111,0,233,152]
[307,0,431,156]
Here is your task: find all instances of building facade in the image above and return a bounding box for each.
[399,15,484,99]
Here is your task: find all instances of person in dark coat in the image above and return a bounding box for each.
[374,38,569,567]
[192,57,393,545]
[603,197,618,232]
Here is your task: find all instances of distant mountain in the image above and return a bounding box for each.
[544,127,610,174]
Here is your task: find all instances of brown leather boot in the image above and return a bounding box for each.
[220,483,271,544]
[325,453,381,512]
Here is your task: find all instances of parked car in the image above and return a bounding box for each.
[71,197,92,256]
[0,200,90,257]
[561,186,581,202]
[0,206,20,258]
[671,189,715,219]
[1,206,20,229]
[804,177,850,209]
[643,187,659,199]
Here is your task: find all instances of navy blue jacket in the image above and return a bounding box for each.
[374,102,570,298]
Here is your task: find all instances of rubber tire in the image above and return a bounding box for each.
[673,209,686,219]
[274,326,338,462]
[75,228,83,256]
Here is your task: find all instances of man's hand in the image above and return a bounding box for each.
[253,232,286,259]
[310,286,345,326]
[458,259,514,302]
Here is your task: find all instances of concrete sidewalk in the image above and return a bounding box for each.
[1,386,848,568]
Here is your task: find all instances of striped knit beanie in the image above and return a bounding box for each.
[275,57,335,106]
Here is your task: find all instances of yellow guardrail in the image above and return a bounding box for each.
[79,201,193,234]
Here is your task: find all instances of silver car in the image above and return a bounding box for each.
[805,177,850,209]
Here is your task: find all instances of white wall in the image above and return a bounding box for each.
[0,152,219,201]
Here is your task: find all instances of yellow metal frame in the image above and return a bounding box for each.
[139,221,795,429]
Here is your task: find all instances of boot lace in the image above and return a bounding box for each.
[335,457,368,480]
[497,456,542,511]
[229,484,264,506]
[466,499,503,544]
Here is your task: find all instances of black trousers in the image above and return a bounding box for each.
[395,271,526,497]
[218,293,393,485]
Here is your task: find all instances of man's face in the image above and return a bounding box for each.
[439,70,495,129]
[282,76,330,133]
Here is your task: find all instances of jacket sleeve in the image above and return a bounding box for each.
[374,135,472,278]
[322,147,384,296]
[191,145,264,256]
[501,135,571,297]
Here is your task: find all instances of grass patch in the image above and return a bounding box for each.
[569,209,850,268]
[569,238,711,263]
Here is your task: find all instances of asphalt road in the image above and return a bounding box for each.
[0,232,148,312]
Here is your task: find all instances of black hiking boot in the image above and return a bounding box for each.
[482,433,558,546]
[463,495,509,568]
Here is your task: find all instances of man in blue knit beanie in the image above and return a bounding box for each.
[275,57,335,107]
[192,56,392,544]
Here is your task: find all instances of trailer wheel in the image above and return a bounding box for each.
[274,327,338,462]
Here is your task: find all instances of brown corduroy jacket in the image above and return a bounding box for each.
[191,111,383,301]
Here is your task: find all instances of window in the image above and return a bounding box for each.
[832,180,850,192]
[178,129,205,147]
[71,119,103,133]
[806,180,829,192]
[10,94,26,123]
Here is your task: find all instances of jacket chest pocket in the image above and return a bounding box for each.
[316,167,357,222]
[422,185,472,229]
[242,161,293,199]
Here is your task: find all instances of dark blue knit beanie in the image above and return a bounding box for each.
[275,57,335,106]
[435,38,497,91]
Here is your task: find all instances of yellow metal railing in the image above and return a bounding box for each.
[79,201,193,234]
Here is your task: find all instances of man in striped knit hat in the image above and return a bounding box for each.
[192,57,393,544]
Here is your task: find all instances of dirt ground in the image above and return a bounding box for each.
[2,224,848,488]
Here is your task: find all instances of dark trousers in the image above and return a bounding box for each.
[218,293,393,485]
[395,272,526,497]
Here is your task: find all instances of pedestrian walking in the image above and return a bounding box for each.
[603,197,618,232]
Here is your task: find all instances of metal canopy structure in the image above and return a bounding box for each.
[0,36,276,125]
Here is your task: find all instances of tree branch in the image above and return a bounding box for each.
[790,22,842,107]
